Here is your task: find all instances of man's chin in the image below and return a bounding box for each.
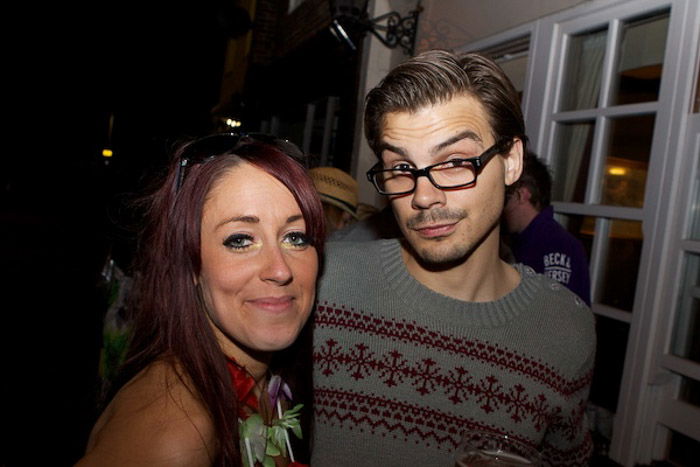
[411,237,469,267]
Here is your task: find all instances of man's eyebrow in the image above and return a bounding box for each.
[378,130,482,158]
[432,130,482,153]
[377,141,408,157]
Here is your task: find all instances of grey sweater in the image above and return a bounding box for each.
[312,239,595,466]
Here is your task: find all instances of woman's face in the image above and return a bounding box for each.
[198,162,318,361]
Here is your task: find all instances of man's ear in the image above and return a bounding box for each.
[518,185,532,204]
[503,138,524,186]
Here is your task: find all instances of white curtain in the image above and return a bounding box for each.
[558,30,607,202]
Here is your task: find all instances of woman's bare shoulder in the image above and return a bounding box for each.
[77,360,216,466]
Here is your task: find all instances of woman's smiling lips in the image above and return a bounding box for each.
[247,296,295,313]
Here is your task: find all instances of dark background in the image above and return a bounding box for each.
[3,3,231,465]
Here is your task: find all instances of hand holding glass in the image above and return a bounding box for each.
[454,430,542,466]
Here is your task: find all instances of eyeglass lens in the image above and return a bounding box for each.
[375,160,478,194]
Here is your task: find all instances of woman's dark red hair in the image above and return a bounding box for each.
[113,136,324,466]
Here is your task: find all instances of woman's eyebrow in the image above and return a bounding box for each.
[217,215,259,229]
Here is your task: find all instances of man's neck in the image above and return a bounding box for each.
[400,230,520,303]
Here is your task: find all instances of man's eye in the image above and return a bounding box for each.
[283,232,310,248]
[444,159,470,168]
[390,163,413,171]
[223,234,254,250]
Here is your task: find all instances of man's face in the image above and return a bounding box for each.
[380,94,522,265]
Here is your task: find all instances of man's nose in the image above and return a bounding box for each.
[411,175,446,210]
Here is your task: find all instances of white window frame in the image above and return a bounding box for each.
[459,0,700,464]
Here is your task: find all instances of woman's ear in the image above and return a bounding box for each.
[503,138,524,186]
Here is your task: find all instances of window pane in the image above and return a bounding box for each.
[671,253,700,362]
[679,377,700,407]
[694,63,700,113]
[667,429,700,466]
[600,115,655,207]
[479,36,530,104]
[612,11,669,106]
[589,315,628,412]
[560,28,607,111]
[557,213,595,261]
[551,121,595,203]
[691,155,700,239]
[599,219,643,311]
[499,53,529,102]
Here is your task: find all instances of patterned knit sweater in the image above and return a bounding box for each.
[311,239,595,466]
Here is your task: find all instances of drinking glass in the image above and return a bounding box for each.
[453,430,542,466]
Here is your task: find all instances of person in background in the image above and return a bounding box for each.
[329,203,402,242]
[502,151,591,305]
[77,133,324,467]
[309,166,359,237]
[311,50,595,466]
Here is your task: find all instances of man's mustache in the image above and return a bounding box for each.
[406,208,467,229]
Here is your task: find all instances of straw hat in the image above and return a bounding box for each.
[309,167,359,219]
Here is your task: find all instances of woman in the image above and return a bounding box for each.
[77,133,325,466]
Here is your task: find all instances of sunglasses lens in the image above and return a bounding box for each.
[176,133,306,192]
[182,133,242,165]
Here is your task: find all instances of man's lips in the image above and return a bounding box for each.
[413,222,458,238]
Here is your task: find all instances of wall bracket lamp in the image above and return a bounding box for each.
[329,1,422,56]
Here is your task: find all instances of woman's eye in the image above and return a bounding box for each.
[223,233,254,250]
[282,231,310,249]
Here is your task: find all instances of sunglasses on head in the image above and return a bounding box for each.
[175,132,305,192]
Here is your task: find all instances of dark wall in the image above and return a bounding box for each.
[3,2,230,465]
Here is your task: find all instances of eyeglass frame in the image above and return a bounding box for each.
[366,137,514,196]
[174,132,305,192]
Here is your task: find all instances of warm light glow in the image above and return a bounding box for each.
[225,118,242,128]
[608,166,627,176]
[102,148,113,158]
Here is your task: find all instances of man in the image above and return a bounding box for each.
[312,50,595,466]
[329,203,402,241]
[309,166,359,236]
[503,152,592,305]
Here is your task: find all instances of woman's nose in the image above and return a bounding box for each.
[260,246,293,285]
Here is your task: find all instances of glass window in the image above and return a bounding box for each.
[667,429,700,466]
[599,219,643,311]
[551,121,595,203]
[694,63,700,113]
[558,213,595,261]
[589,315,629,412]
[499,54,529,102]
[679,377,700,407]
[691,155,700,240]
[600,115,655,207]
[612,11,669,106]
[479,36,530,104]
[559,28,607,111]
[671,253,700,362]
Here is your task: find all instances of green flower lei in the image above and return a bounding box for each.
[239,375,303,467]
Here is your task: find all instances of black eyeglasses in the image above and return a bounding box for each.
[366,138,513,196]
[175,132,305,192]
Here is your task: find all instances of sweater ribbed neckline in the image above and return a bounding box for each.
[379,238,541,328]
